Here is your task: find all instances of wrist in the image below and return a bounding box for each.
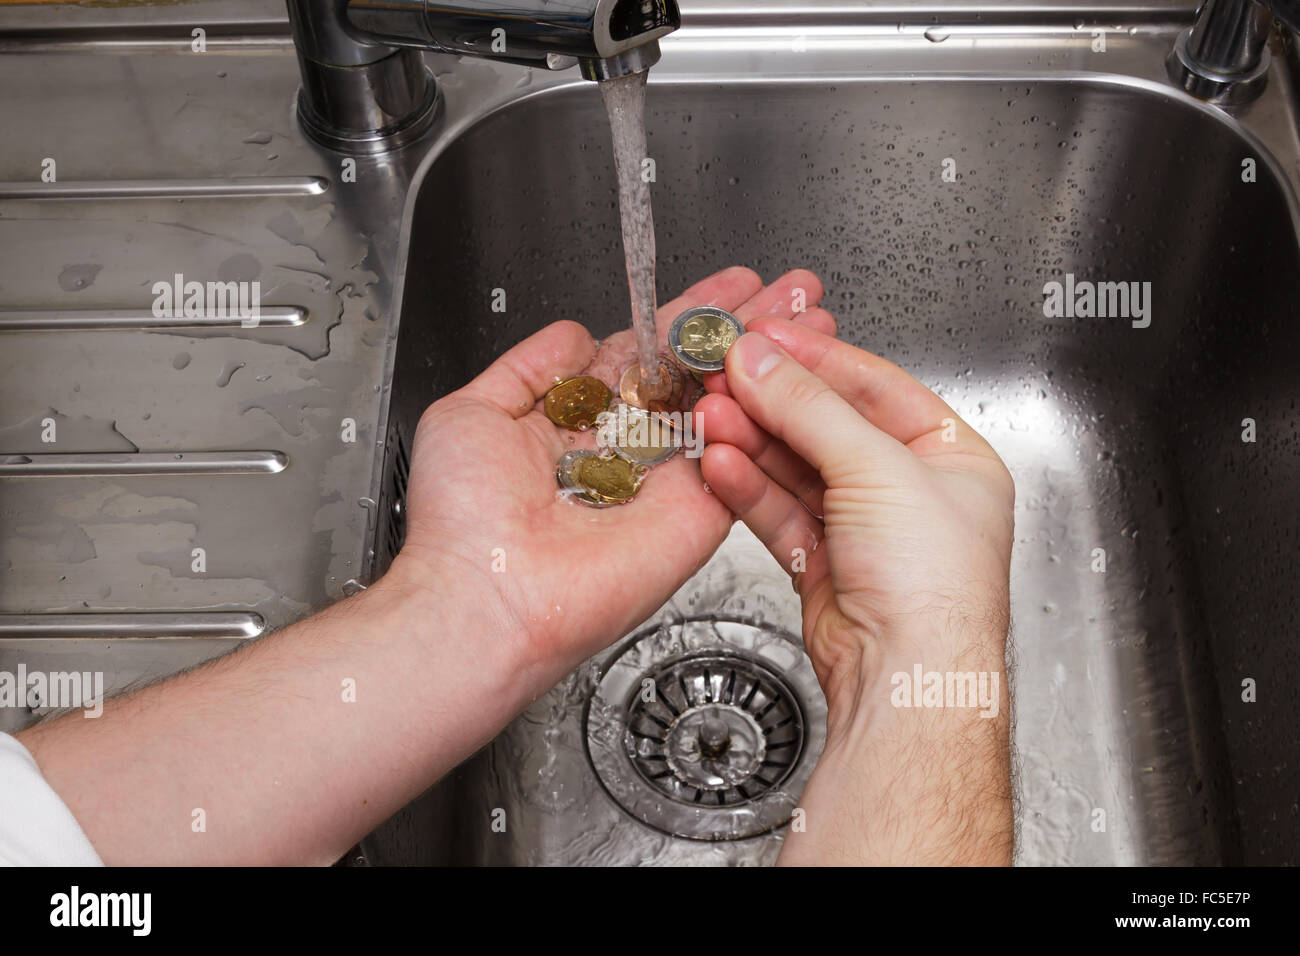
[796,614,1012,866]
[818,605,1009,751]
[374,550,551,703]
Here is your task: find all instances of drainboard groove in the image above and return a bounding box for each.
[0,451,287,477]
[0,177,328,201]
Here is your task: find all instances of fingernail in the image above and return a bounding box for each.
[735,332,781,379]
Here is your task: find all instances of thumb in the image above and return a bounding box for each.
[723,332,911,486]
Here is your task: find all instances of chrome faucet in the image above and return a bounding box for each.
[1168,0,1300,104]
[285,0,680,152]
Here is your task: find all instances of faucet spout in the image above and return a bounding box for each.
[349,0,678,65]
[579,41,664,82]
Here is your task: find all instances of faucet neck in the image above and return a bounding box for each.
[1167,0,1277,105]
[285,0,439,155]
[285,0,679,154]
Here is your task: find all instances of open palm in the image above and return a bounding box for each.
[395,267,837,674]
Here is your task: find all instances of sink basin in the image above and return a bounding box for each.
[363,67,1300,865]
[1,3,1294,868]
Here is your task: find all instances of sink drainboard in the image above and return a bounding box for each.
[586,619,826,842]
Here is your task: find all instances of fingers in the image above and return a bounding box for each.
[654,266,764,336]
[456,320,597,418]
[733,269,822,323]
[695,392,825,517]
[700,443,823,576]
[724,332,911,486]
[793,307,836,336]
[702,270,835,400]
[743,318,991,455]
[656,268,830,334]
[733,269,836,337]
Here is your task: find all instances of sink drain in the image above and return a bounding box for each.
[627,654,803,805]
[586,618,826,841]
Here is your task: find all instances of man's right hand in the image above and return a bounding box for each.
[697,322,1016,865]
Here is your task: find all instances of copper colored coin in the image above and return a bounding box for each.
[619,355,685,412]
[544,376,612,430]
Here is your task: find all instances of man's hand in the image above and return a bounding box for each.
[392,266,836,691]
[696,322,1015,865]
[17,266,837,865]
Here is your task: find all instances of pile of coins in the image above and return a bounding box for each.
[544,306,745,507]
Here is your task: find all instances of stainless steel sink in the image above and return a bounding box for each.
[1,1,1296,866]
[363,22,1300,866]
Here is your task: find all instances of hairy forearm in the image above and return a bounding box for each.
[778,624,1013,866]
[17,557,535,866]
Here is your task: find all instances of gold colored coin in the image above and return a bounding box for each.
[545,376,611,430]
[555,450,587,490]
[555,450,644,507]
[576,453,645,502]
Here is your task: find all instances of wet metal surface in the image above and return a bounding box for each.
[369,20,1300,864]
[1,1,1297,864]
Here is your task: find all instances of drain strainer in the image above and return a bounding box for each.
[586,619,826,842]
[628,654,803,804]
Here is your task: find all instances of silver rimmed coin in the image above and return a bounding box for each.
[555,449,645,508]
[669,306,745,373]
[602,404,681,467]
[556,450,607,507]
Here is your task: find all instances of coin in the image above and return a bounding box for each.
[669,306,745,373]
[544,376,612,430]
[604,404,681,466]
[619,355,685,412]
[576,452,645,502]
[556,450,584,488]
[555,450,645,507]
[555,450,609,507]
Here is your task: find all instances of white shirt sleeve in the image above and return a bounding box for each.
[0,731,104,866]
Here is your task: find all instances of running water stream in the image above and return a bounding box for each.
[599,70,662,390]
